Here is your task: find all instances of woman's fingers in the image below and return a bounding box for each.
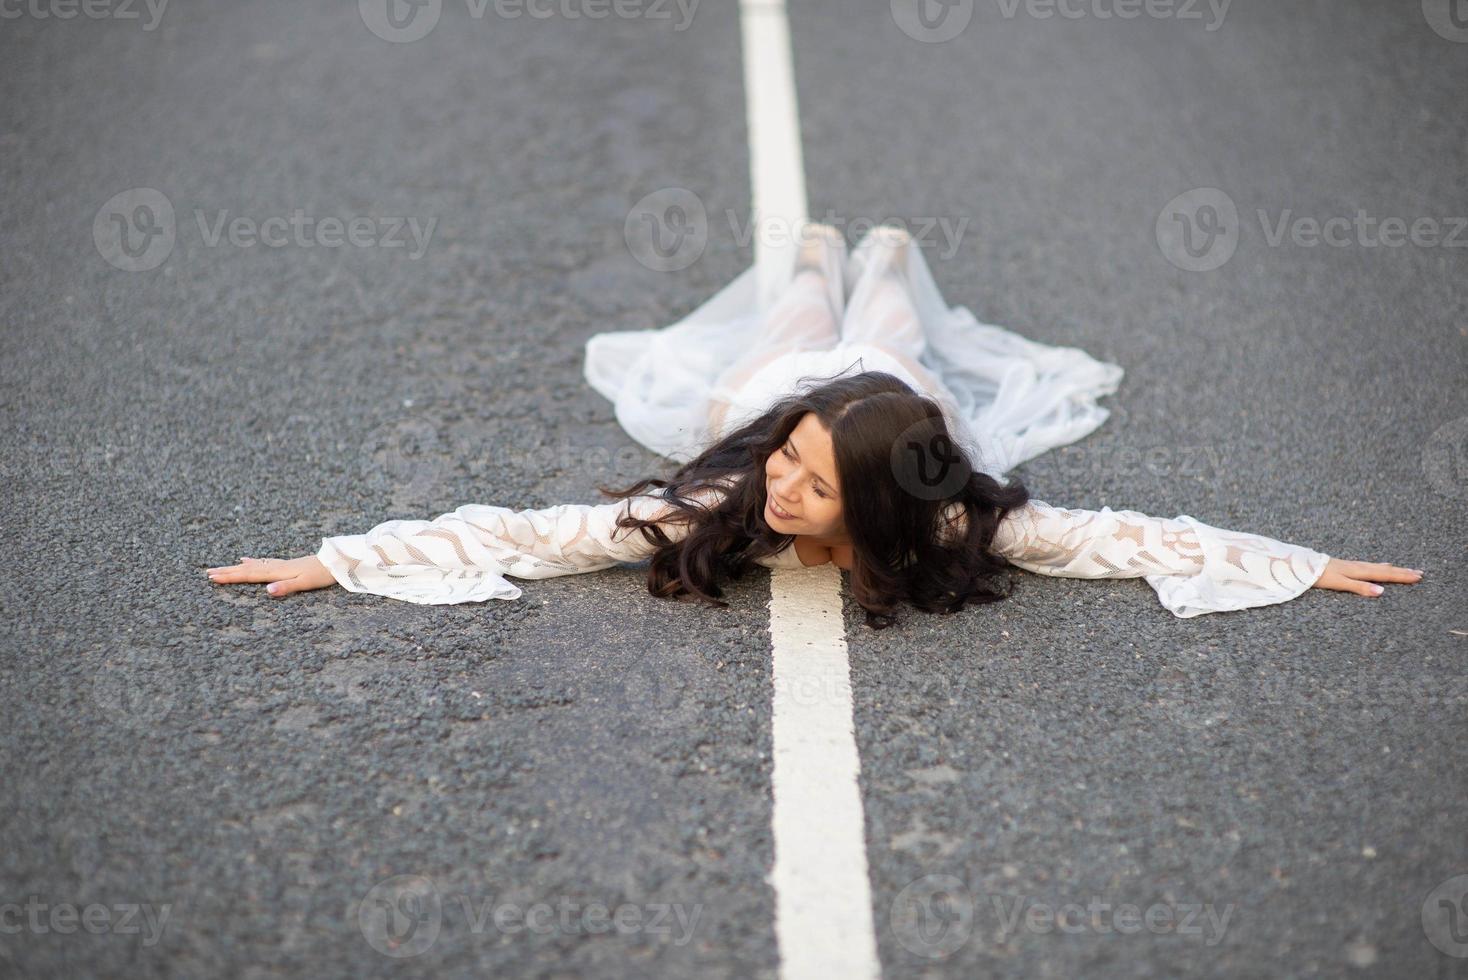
[206,558,281,583]
[206,557,273,580]
[205,564,296,594]
[1314,558,1424,597]
[1340,560,1424,584]
[263,576,302,597]
[206,555,335,597]
[206,557,295,587]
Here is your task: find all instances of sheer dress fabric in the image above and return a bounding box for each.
[585,224,1127,478]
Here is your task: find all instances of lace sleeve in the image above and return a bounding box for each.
[988,499,1332,618]
[315,485,721,606]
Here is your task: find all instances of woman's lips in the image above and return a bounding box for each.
[768,496,796,520]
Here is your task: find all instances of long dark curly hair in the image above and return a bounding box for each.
[594,371,1032,630]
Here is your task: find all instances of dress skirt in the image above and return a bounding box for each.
[583,225,1125,480]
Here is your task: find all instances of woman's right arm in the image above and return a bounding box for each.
[206,485,724,605]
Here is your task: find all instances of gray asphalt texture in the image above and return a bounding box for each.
[1,0,1464,977]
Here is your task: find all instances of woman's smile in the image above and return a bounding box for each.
[767,492,796,521]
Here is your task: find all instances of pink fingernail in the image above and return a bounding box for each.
[1371,584,1384,595]
[266,583,278,594]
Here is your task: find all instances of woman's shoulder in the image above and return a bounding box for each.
[754,540,810,569]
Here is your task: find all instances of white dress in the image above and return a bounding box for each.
[315,227,1332,617]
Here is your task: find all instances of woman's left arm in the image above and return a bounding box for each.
[989,499,1423,618]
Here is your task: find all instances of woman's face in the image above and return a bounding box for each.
[764,412,845,539]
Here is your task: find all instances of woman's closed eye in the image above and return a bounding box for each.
[781,444,830,499]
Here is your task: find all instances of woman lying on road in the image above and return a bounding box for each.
[206,223,1422,628]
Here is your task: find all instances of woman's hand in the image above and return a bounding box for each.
[206,555,338,598]
[1311,557,1423,598]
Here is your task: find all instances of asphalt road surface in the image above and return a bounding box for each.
[1,0,1464,977]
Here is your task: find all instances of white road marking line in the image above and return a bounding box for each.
[738,2,883,978]
[768,568,882,980]
[740,0,809,311]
